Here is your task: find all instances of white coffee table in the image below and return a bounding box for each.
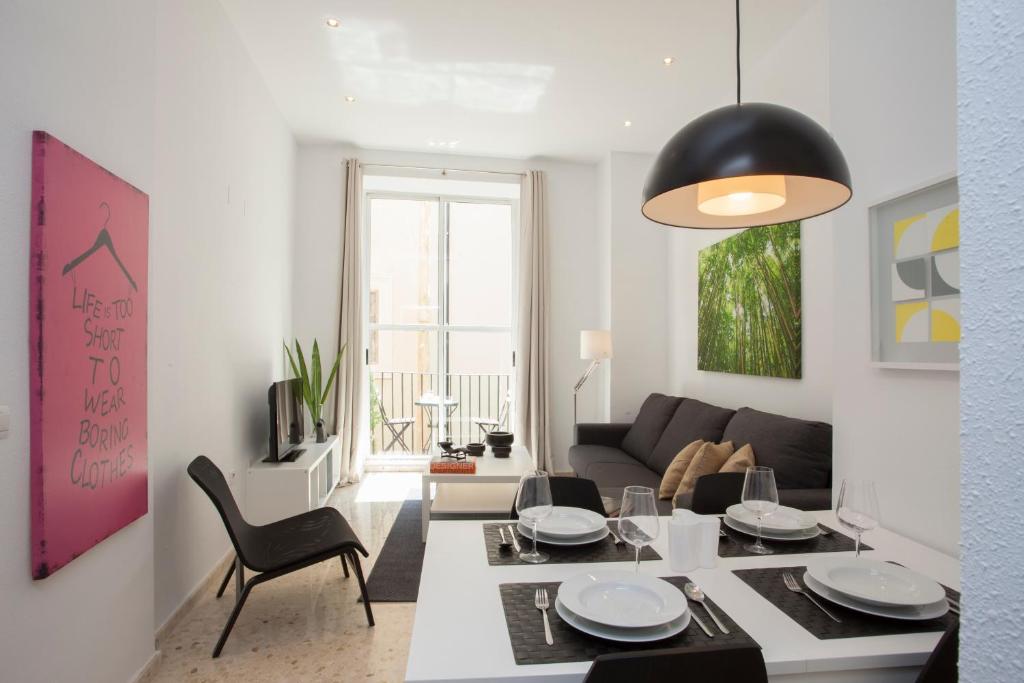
[420,445,533,541]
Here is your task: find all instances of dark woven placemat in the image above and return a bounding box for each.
[483,523,661,566]
[498,576,758,665]
[733,566,959,640]
[718,523,871,558]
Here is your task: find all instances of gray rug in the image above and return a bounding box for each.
[365,499,424,602]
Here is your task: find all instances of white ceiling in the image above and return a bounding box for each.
[220,0,826,162]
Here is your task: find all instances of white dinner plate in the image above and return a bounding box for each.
[517,523,609,546]
[726,504,818,533]
[533,506,607,538]
[806,558,947,607]
[555,597,691,642]
[557,570,687,628]
[723,514,820,541]
[803,572,949,621]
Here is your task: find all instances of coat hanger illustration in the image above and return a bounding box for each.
[62,202,138,291]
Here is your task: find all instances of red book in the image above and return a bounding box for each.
[429,457,476,474]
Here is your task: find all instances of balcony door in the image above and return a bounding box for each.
[367,191,516,455]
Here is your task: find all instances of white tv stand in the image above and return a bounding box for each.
[246,435,341,525]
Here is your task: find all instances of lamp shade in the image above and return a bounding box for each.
[642,102,852,229]
[580,330,612,360]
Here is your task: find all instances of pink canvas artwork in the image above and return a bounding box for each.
[30,131,149,579]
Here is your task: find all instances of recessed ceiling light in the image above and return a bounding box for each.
[325,17,340,28]
[344,95,356,103]
[663,57,675,65]
[624,120,633,128]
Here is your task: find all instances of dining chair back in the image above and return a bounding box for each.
[691,472,746,514]
[915,623,958,683]
[188,455,373,657]
[509,476,606,519]
[582,644,767,683]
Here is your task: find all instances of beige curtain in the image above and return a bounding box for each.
[515,170,552,471]
[333,159,366,483]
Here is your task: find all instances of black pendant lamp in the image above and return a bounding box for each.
[642,0,851,229]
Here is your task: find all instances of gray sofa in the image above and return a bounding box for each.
[569,393,833,514]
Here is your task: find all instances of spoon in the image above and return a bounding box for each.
[498,527,513,552]
[683,582,730,634]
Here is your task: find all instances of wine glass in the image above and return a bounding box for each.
[741,466,779,555]
[836,479,880,557]
[618,486,659,574]
[516,470,553,564]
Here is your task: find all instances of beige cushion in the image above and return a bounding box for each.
[718,444,756,474]
[676,441,735,496]
[657,439,705,500]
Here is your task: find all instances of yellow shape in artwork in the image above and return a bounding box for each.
[895,301,928,342]
[931,207,960,251]
[893,214,926,254]
[932,309,961,342]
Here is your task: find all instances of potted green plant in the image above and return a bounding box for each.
[284,339,346,443]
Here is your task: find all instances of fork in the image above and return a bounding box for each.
[535,588,554,645]
[782,572,842,623]
[816,524,834,537]
[608,527,625,545]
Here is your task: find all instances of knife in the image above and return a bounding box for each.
[507,524,521,553]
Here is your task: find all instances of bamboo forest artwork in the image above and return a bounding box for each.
[698,222,802,379]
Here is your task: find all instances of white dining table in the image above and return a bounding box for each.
[405,511,959,683]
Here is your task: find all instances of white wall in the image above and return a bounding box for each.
[602,152,671,421]
[293,146,598,472]
[829,0,959,555]
[0,3,296,677]
[0,2,157,681]
[665,1,834,424]
[151,0,295,628]
[959,0,1024,677]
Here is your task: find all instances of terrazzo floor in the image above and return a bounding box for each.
[149,473,423,683]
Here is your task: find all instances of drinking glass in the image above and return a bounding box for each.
[836,479,880,557]
[741,466,779,555]
[516,470,553,564]
[618,486,659,574]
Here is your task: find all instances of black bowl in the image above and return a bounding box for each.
[485,431,514,447]
[491,445,512,458]
[464,442,485,457]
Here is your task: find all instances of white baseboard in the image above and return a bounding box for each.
[155,549,235,647]
[129,649,162,683]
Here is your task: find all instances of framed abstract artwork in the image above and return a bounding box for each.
[29,132,149,578]
[698,222,802,379]
[869,176,959,370]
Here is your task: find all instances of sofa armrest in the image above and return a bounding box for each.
[575,422,631,447]
[778,488,832,511]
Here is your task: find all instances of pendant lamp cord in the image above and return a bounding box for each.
[735,0,742,105]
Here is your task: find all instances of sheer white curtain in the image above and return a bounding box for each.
[333,159,366,483]
[515,170,553,470]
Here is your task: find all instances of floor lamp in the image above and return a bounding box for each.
[574,330,613,438]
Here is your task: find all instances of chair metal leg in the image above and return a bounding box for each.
[215,557,236,598]
[350,551,375,627]
[213,578,255,658]
[340,553,350,578]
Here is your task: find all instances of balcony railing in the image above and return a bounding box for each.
[370,371,512,454]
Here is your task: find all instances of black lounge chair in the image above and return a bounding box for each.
[187,455,373,657]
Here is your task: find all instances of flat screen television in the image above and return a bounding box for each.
[267,379,305,462]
